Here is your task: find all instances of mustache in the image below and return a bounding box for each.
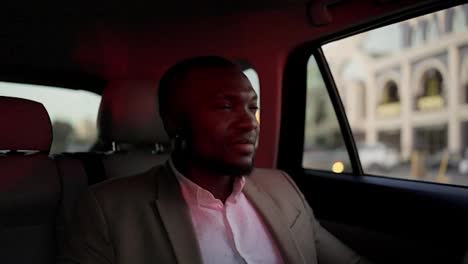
[232,134,258,144]
[173,134,258,145]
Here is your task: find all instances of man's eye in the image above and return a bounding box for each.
[249,106,259,112]
[215,103,232,110]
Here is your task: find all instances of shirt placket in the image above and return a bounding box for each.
[224,202,248,264]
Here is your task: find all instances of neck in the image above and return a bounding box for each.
[172,154,235,203]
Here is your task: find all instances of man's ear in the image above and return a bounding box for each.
[162,114,177,139]
[164,112,188,138]
[175,115,190,138]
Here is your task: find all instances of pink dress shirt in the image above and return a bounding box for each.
[169,160,284,264]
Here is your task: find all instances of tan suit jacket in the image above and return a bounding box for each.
[59,163,368,264]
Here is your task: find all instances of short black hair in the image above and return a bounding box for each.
[158,56,240,136]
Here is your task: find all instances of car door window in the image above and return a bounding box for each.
[303,56,351,173]
[0,82,101,154]
[321,3,468,186]
[243,67,261,123]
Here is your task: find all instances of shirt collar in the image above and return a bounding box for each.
[169,158,246,208]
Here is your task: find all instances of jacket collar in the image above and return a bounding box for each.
[153,163,305,264]
[244,174,305,264]
[169,158,246,207]
[153,163,203,264]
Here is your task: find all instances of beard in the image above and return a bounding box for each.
[175,137,255,177]
[188,149,255,177]
[207,157,255,177]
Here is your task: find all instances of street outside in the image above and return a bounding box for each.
[368,164,468,186]
[303,150,468,187]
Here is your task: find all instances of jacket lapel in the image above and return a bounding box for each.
[154,164,203,264]
[244,177,305,264]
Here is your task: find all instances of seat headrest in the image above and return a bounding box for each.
[0,96,52,152]
[98,80,170,145]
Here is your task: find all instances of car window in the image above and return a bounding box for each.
[322,4,468,185]
[0,82,101,154]
[243,67,261,123]
[303,56,351,173]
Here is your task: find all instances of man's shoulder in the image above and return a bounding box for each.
[88,164,168,203]
[248,168,307,209]
[250,168,298,192]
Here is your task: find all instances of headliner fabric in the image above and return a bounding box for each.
[97,79,170,145]
[0,96,52,152]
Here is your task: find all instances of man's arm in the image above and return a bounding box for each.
[281,171,372,264]
[57,189,115,264]
[312,217,369,264]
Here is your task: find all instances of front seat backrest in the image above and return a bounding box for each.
[0,96,60,264]
[96,79,171,179]
[55,79,171,255]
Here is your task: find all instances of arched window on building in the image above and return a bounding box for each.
[378,80,400,117]
[462,61,468,104]
[464,4,468,24]
[464,81,468,104]
[411,23,424,47]
[445,8,455,33]
[417,69,445,110]
[423,69,443,96]
[401,23,412,48]
[426,18,440,41]
[382,80,400,103]
[452,7,467,33]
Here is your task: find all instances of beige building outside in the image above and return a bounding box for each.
[304,4,468,184]
[324,5,468,162]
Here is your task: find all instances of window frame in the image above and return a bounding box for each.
[278,0,468,184]
[278,46,363,177]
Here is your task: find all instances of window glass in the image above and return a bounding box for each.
[427,18,440,41]
[452,7,467,33]
[0,82,101,154]
[322,4,468,186]
[411,24,425,46]
[303,57,351,173]
[243,68,261,123]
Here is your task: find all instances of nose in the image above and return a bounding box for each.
[236,108,259,132]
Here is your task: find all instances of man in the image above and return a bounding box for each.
[61,56,369,263]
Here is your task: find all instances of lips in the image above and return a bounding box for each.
[232,135,257,145]
[231,136,256,154]
[234,138,256,144]
[232,143,255,154]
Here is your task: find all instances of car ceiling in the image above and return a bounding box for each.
[0,0,458,93]
[0,0,309,89]
[3,0,308,23]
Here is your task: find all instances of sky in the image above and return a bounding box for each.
[361,23,402,54]
[321,22,404,82]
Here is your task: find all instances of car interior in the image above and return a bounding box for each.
[2,0,468,263]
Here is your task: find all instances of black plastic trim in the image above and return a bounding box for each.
[313,48,364,176]
[277,44,311,176]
